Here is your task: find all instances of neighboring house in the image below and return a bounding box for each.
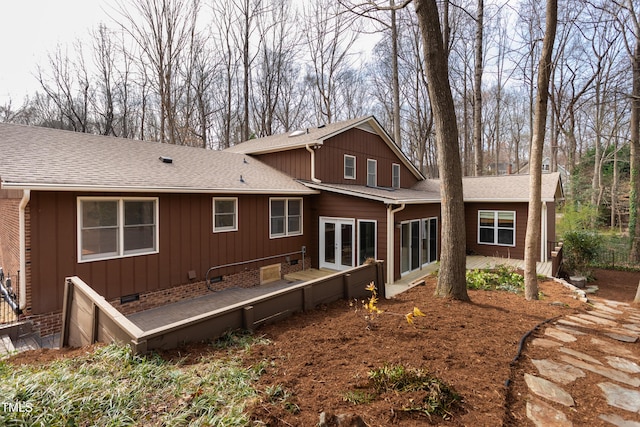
[0,117,563,338]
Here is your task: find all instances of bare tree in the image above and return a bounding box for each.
[524,0,558,301]
[303,0,359,124]
[414,0,469,301]
[473,0,484,176]
[113,0,201,144]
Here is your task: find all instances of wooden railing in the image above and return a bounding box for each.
[61,261,384,354]
[551,242,563,277]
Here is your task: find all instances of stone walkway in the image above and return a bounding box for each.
[522,281,640,426]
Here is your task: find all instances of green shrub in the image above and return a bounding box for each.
[465,265,524,293]
[562,230,600,276]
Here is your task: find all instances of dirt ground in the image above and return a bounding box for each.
[6,268,639,426]
[240,269,639,427]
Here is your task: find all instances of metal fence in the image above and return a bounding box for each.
[0,268,21,325]
[591,245,638,270]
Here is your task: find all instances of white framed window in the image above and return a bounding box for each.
[367,159,377,187]
[392,163,401,188]
[213,198,238,232]
[478,210,515,247]
[78,197,158,262]
[270,198,303,238]
[344,155,356,179]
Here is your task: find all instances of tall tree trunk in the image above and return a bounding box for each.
[473,0,484,176]
[630,34,640,262]
[524,0,558,301]
[414,0,469,301]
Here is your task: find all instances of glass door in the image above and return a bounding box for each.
[320,218,355,270]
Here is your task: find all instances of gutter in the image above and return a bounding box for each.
[1,183,318,195]
[305,144,321,183]
[18,189,30,310]
[386,203,405,286]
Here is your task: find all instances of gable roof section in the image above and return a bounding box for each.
[0,123,316,194]
[225,116,425,181]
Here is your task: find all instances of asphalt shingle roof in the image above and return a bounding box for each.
[0,123,315,194]
[411,173,562,202]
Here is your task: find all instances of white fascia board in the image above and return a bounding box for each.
[1,182,319,195]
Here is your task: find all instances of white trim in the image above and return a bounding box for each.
[2,182,317,195]
[392,163,401,188]
[357,219,377,265]
[477,210,516,247]
[319,216,355,270]
[367,158,377,187]
[344,154,356,180]
[269,197,303,239]
[386,204,405,285]
[77,196,159,263]
[212,197,238,233]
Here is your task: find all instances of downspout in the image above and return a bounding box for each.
[305,144,321,183]
[19,189,30,310]
[386,203,405,286]
[540,201,548,262]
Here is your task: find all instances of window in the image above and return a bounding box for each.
[478,210,515,246]
[392,163,401,188]
[270,198,303,238]
[367,159,377,187]
[78,197,158,262]
[358,220,376,265]
[213,198,237,232]
[344,155,356,179]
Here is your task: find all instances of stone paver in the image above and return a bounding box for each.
[599,413,640,427]
[526,395,573,427]
[576,313,619,326]
[598,382,640,413]
[559,355,640,387]
[545,327,578,342]
[606,356,640,374]
[532,338,562,348]
[532,359,585,384]
[524,373,575,407]
[517,293,640,426]
[591,337,640,360]
[558,347,603,365]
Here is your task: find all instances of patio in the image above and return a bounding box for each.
[126,257,553,331]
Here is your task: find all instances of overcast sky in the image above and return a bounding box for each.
[0,0,107,104]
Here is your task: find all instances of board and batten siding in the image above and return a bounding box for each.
[464,202,529,260]
[314,128,419,188]
[28,191,312,314]
[254,149,312,181]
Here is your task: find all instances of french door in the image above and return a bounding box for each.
[320,218,355,270]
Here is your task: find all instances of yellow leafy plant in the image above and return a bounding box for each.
[355,282,426,327]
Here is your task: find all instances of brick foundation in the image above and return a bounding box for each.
[25,257,311,338]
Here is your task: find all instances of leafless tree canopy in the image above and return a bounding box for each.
[1,0,638,235]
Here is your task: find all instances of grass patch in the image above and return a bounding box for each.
[0,339,264,426]
[344,364,461,419]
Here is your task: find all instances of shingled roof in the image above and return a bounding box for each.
[0,123,315,194]
[411,173,563,203]
[225,116,424,181]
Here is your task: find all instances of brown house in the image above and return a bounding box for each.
[0,117,562,338]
